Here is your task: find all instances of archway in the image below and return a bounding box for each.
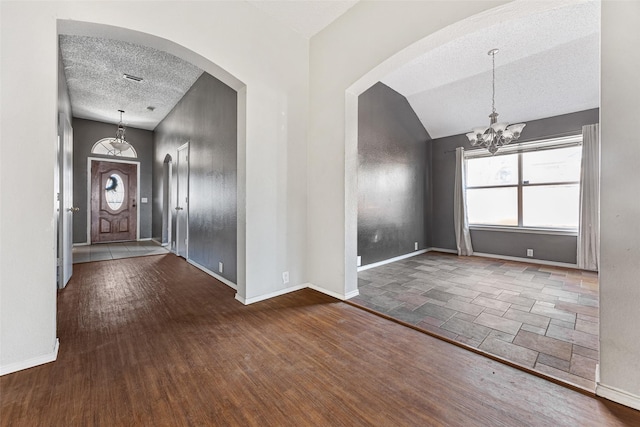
[57,20,247,295]
[342,0,600,390]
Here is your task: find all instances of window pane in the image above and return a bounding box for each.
[523,184,579,228]
[522,146,581,184]
[466,154,518,187]
[467,187,518,226]
[105,174,126,211]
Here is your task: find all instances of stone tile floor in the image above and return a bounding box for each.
[73,241,169,264]
[351,252,599,391]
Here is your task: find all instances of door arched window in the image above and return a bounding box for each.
[91,138,138,158]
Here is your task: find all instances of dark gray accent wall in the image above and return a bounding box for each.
[152,73,237,283]
[72,118,154,243]
[358,83,431,266]
[430,108,599,264]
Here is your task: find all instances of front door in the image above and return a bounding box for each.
[91,160,138,243]
[175,144,189,258]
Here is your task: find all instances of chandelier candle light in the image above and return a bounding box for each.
[109,109,132,155]
[466,49,526,155]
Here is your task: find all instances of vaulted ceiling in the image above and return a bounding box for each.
[381,0,600,139]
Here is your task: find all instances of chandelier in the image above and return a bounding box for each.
[466,49,526,155]
[109,110,132,155]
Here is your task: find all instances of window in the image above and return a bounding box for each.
[465,136,582,231]
[91,138,137,158]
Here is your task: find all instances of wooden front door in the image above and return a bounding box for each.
[91,160,138,243]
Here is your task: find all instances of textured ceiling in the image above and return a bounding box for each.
[381,0,600,139]
[246,0,359,38]
[59,35,203,130]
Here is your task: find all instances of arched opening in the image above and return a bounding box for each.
[343,1,600,391]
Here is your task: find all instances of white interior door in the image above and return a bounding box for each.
[59,114,75,288]
[175,143,189,258]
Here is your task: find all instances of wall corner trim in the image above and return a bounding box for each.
[187,259,237,290]
[238,284,307,305]
[0,338,59,376]
[596,383,640,411]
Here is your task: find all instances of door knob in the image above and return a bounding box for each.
[175,206,183,211]
[67,207,80,213]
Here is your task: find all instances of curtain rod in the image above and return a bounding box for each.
[442,129,583,153]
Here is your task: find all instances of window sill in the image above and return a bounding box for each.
[469,225,578,237]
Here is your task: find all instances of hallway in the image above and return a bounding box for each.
[2,255,636,426]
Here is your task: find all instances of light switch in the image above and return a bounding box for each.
[141,197,148,203]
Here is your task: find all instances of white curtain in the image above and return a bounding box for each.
[577,124,600,271]
[454,147,473,256]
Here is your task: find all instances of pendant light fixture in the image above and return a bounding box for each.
[109,110,132,155]
[466,49,526,155]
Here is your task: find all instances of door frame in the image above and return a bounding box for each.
[175,143,189,258]
[87,156,141,244]
[58,114,74,288]
[162,154,173,247]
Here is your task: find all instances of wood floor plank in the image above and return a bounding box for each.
[1,255,638,426]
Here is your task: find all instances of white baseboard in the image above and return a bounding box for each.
[472,252,579,269]
[73,242,89,247]
[0,338,59,376]
[306,283,358,300]
[187,259,237,290]
[344,289,360,299]
[151,238,165,246]
[596,383,640,411]
[236,283,307,305]
[138,238,152,241]
[358,249,428,272]
[427,247,458,254]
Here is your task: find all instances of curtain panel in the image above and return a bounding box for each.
[577,123,600,271]
[454,147,473,256]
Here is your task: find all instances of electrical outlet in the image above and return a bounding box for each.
[282,271,289,284]
[527,249,534,257]
[415,242,419,251]
[357,256,362,267]
[219,262,223,273]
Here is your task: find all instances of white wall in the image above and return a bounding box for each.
[598,0,640,409]
[0,0,308,372]
[1,2,60,374]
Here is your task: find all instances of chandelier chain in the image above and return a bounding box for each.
[491,51,496,114]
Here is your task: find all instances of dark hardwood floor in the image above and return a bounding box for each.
[1,255,638,426]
